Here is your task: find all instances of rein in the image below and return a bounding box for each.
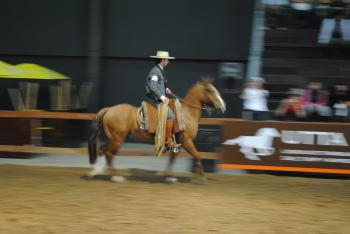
[168,93,214,114]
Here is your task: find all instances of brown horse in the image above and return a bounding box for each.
[88,78,226,181]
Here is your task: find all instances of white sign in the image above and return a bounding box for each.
[223,128,280,160]
[224,128,350,162]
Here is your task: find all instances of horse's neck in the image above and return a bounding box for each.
[183,87,202,121]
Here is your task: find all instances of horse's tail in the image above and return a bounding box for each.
[88,108,108,164]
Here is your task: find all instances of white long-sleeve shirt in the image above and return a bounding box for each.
[242,88,269,111]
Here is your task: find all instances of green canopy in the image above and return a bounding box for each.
[0,61,70,80]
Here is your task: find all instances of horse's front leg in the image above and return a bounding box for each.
[182,137,206,179]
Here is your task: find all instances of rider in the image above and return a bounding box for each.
[146,51,181,148]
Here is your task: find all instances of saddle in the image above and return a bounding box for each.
[137,99,185,134]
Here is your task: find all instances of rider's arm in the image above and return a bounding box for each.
[148,75,167,101]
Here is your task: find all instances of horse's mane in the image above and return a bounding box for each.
[183,77,212,99]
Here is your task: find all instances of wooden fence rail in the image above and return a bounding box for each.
[0,111,225,159]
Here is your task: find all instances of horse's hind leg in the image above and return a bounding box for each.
[105,139,126,182]
[89,143,108,177]
[89,140,122,178]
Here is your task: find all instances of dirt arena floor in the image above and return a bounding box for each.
[0,165,350,234]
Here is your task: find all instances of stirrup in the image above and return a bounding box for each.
[165,145,181,153]
[165,140,181,148]
[165,139,181,153]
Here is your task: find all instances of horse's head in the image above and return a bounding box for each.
[194,77,226,113]
[256,128,280,137]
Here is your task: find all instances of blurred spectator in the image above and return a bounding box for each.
[241,77,270,121]
[301,81,332,120]
[290,0,313,11]
[263,0,289,6]
[318,0,350,44]
[275,88,306,120]
[329,83,350,121]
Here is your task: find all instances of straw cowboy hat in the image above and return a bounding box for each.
[150,51,175,59]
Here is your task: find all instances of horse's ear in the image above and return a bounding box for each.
[200,76,214,85]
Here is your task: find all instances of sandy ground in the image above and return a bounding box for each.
[0,165,350,234]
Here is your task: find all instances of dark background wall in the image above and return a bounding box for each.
[103,0,253,60]
[0,0,255,117]
[0,0,87,56]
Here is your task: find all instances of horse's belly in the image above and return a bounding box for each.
[130,129,154,144]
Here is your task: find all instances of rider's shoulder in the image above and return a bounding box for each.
[149,65,162,75]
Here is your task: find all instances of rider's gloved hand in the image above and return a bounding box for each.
[162,98,169,105]
[160,95,169,105]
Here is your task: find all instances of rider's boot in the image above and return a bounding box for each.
[165,120,181,148]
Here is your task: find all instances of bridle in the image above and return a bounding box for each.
[168,92,215,114]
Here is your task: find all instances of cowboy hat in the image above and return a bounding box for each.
[150,51,175,59]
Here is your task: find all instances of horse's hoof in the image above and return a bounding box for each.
[192,177,209,185]
[88,171,98,178]
[111,176,126,183]
[164,177,179,184]
[88,167,107,177]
